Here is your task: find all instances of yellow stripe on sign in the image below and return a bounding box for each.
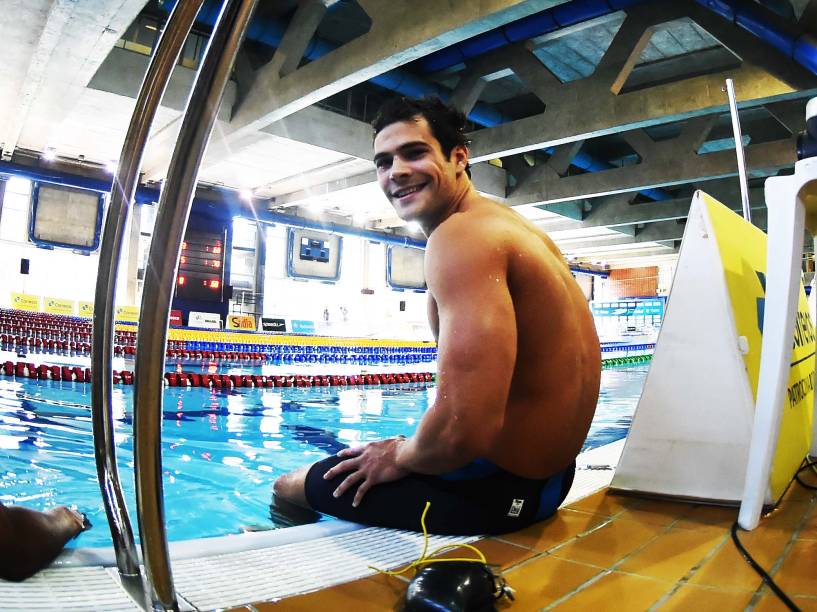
[11,292,40,312]
[703,193,814,501]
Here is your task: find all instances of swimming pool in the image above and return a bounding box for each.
[0,363,647,548]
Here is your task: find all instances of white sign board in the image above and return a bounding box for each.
[188,311,221,329]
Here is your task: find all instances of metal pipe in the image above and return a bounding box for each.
[90,1,204,607]
[724,78,752,223]
[133,0,258,608]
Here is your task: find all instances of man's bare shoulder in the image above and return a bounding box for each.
[427,198,514,252]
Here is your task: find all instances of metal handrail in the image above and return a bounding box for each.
[90,1,204,608]
[132,0,259,609]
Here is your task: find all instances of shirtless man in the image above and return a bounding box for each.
[273,97,600,535]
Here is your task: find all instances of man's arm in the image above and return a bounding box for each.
[322,215,518,506]
[395,217,517,473]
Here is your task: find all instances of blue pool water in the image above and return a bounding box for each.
[0,364,647,548]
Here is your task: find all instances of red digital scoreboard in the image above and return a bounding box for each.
[175,229,226,301]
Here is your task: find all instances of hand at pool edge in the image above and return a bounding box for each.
[323,438,411,508]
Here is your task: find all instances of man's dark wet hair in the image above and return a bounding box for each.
[372,97,471,176]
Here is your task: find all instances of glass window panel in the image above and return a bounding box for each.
[232,217,257,249]
[0,179,31,242]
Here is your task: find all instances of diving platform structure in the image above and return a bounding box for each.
[611,98,817,531]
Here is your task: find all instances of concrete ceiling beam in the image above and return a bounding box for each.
[547,140,585,177]
[1,0,147,160]
[467,0,817,162]
[224,0,568,146]
[535,184,768,232]
[276,158,507,209]
[273,0,336,79]
[449,72,488,116]
[509,133,795,206]
[686,0,816,90]
[801,0,817,35]
[1,1,148,160]
[765,99,808,134]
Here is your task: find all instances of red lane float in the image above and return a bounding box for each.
[156,369,433,388]
[1,360,437,389]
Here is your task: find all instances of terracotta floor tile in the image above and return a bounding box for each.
[500,509,607,552]
[500,555,601,611]
[673,504,739,530]
[618,499,691,527]
[780,477,817,503]
[551,571,670,611]
[430,538,534,570]
[617,526,726,583]
[565,489,639,517]
[687,529,792,591]
[754,594,817,612]
[551,517,666,569]
[773,539,817,596]
[797,503,817,540]
[658,584,754,611]
[758,501,812,533]
[267,574,407,611]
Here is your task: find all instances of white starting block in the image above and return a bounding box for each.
[612,99,817,520]
[738,110,817,529]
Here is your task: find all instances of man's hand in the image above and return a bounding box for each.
[322,437,410,507]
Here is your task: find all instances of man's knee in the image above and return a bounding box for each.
[273,465,311,508]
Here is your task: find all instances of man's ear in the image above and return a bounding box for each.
[452,145,469,174]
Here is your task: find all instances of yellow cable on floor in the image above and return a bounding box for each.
[368,501,487,576]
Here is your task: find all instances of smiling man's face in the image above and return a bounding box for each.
[373,116,466,227]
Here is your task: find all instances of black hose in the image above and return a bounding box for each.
[730,522,800,611]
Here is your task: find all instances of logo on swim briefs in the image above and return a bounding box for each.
[507,499,524,517]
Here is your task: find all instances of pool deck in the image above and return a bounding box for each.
[233,470,817,612]
[1,443,815,611]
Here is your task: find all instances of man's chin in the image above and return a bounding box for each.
[392,206,419,223]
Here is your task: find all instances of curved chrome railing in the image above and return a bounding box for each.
[90,1,204,607]
[132,0,258,608]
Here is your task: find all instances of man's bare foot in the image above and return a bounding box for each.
[47,507,90,539]
[0,503,92,581]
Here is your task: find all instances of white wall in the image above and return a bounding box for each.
[262,224,431,340]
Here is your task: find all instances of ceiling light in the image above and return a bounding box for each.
[105,160,118,174]
[42,148,56,161]
[239,189,253,201]
[407,221,422,233]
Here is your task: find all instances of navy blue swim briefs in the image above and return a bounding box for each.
[304,454,575,535]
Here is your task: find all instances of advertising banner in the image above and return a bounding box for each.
[11,293,40,312]
[189,311,221,329]
[227,314,256,331]
[261,317,287,332]
[78,301,94,318]
[115,305,139,323]
[169,310,183,326]
[291,319,315,334]
[44,297,75,315]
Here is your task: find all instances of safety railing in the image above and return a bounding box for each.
[90,1,204,609]
[132,0,259,609]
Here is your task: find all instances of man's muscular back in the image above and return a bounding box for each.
[426,197,600,479]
